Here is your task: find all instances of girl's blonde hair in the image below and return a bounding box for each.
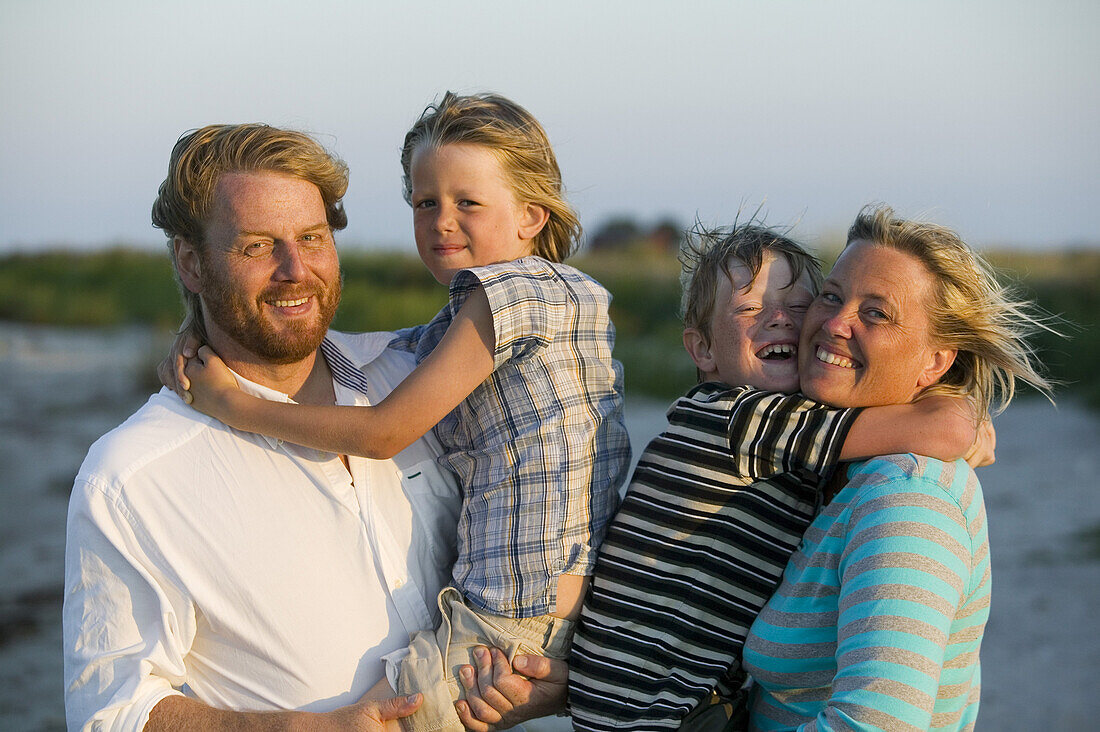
[848,204,1056,420]
[400,92,581,262]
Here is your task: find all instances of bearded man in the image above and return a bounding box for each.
[63,124,563,731]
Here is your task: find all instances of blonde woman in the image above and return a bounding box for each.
[744,205,1053,731]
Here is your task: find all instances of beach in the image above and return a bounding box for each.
[2,321,1098,730]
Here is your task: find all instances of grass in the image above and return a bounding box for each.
[1,245,1096,406]
[986,250,1100,409]
[0,249,182,328]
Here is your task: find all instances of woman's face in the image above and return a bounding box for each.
[798,239,955,408]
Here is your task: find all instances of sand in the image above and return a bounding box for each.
[2,322,1097,730]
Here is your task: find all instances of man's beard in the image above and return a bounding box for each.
[199,264,342,365]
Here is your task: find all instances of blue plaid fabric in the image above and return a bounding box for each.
[390,257,631,617]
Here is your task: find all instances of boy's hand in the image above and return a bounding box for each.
[183,346,241,420]
[919,395,981,460]
[157,330,204,403]
[454,646,567,731]
[964,419,996,468]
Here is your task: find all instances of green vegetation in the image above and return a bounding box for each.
[1,246,1096,407]
[577,248,696,399]
[332,252,448,333]
[986,250,1100,410]
[0,249,182,327]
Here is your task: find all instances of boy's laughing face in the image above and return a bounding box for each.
[684,251,815,393]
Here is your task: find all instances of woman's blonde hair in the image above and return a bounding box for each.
[151,124,349,337]
[680,219,823,341]
[400,92,581,262]
[848,204,1056,420]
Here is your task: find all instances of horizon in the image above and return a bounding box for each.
[2,0,1097,254]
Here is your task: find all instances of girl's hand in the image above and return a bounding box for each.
[157,330,204,403]
[964,419,996,468]
[183,346,241,420]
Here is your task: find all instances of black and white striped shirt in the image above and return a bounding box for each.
[569,382,861,730]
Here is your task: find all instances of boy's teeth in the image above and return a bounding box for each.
[759,344,795,357]
[273,297,309,307]
[816,347,855,369]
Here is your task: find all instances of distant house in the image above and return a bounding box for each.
[587,217,683,254]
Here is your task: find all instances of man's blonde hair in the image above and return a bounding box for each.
[847,204,1056,420]
[151,124,349,338]
[681,220,823,342]
[400,92,580,263]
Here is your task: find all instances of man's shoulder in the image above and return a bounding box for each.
[324,330,416,367]
[75,389,217,501]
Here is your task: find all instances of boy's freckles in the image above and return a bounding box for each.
[685,252,813,394]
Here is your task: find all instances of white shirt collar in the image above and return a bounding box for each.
[322,330,397,369]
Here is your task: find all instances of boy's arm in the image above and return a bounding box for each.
[186,288,496,459]
[839,395,979,462]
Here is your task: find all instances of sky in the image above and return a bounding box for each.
[1,0,1098,253]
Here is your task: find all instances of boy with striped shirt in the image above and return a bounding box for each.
[568,223,987,730]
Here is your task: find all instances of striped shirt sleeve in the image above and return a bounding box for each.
[724,388,863,479]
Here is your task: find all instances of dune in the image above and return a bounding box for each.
[1,322,1096,731]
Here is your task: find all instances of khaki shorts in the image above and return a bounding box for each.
[392,586,575,732]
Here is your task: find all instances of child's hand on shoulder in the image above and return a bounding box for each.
[157,330,204,403]
[184,346,241,420]
[964,419,996,468]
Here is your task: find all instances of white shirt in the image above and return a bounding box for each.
[63,331,461,732]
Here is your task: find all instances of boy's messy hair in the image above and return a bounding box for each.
[400,91,581,262]
[680,218,823,341]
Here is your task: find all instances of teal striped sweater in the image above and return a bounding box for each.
[743,455,990,731]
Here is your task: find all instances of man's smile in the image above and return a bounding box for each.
[270,296,311,308]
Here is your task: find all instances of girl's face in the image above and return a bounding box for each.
[409,143,548,285]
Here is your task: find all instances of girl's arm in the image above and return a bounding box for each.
[839,395,983,463]
[185,287,496,459]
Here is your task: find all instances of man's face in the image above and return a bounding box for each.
[193,171,342,365]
